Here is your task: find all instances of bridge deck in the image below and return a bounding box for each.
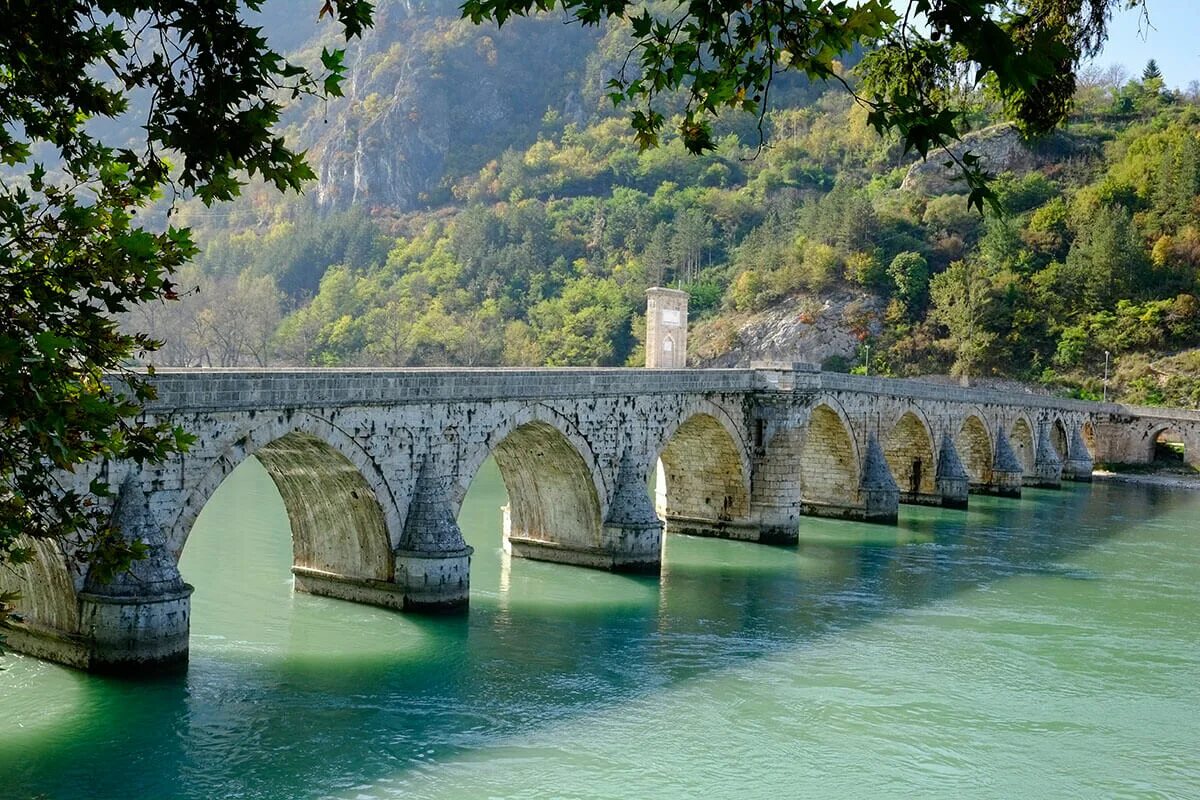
[134,367,1197,422]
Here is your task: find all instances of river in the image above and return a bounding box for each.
[1,458,1198,799]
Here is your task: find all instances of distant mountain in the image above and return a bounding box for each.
[139,6,1200,409]
[304,0,601,211]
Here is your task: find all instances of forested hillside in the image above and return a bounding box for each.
[133,0,1200,408]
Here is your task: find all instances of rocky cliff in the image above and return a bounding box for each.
[900,123,1084,195]
[308,0,600,212]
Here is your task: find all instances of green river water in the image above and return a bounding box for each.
[1,458,1198,799]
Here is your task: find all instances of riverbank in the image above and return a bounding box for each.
[1092,469,1200,490]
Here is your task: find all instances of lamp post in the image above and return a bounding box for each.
[1103,350,1110,402]
[864,343,870,376]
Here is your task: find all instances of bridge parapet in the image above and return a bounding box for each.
[139,368,763,411]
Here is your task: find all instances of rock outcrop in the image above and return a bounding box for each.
[900,123,1075,195]
[689,290,883,368]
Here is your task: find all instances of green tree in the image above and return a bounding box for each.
[670,209,715,283]
[1062,204,1147,311]
[1152,131,1200,235]
[930,259,996,379]
[0,1,373,645]
[640,222,674,286]
[888,251,931,317]
[529,277,634,364]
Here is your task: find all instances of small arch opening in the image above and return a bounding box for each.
[1082,421,1097,459]
[1051,419,1070,462]
[1153,428,1186,465]
[252,432,393,581]
[180,443,412,658]
[489,421,603,552]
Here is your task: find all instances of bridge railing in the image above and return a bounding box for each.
[797,370,1122,415]
[135,368,763,412]
[128,366,1197,420]
[757,367,1200,421]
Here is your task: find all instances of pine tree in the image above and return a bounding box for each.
[1143,59,1163,81]
[1063,205,1148,310]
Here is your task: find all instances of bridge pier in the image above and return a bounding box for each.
[77,578,193,675]
[749,510,804,545]
[745,434,803,544]
[859,435,900,523]
[935,433,970,509]
[1028,422,1064,488]
[974,430,1023,498]
[503,528,660,572]
[799,434,899,524]
[1062,426,1095,481]
[78,475,193,675]
[660,515,766,542]
[391,459,473,611]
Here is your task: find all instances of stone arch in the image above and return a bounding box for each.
[800,400,861,508]
[884,408,936,499]
[957,413,994,488]
[454,404,606,511]
[1051,417,1070,462]
[1148,423,1188,464]
[655,410,752,525]
[0,537,83,650]
[457,406,605,553]
[170,412,398,583]
[651,398,752,482]
[1010,416,1037,476]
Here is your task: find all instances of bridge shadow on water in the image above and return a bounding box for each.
[2,480,1190,799]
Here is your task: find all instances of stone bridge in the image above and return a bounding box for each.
[4,365,1198,674]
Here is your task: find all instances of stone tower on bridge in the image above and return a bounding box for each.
[645,287,688,368]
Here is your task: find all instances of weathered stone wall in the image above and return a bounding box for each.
[656,412,752,539]
[255,432,394,581]
[1086,404,1200,467]
[799,403,861,513]
[958,415,995,489]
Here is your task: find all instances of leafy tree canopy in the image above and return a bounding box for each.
[462,0,1137,211]
[0,0,374,644]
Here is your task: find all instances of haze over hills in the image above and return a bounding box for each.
[138,0,1200,408]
